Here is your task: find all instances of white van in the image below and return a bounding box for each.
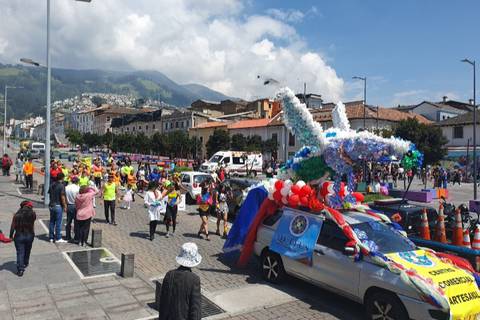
[31,142,46,152]
[200,151,263,176]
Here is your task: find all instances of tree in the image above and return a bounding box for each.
[231,133,247,151]
[246,135,262,152]
[151,132,167,155]
[393,118,448,166]
[206,129,230,157]
[65,129,83,146]
[262,137,278,158]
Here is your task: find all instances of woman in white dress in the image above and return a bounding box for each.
[144,181,164,241]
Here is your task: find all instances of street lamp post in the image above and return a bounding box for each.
[462,58,477,199]
[21,0,91,205]
[352,76,367,129]
[4,86,23,154]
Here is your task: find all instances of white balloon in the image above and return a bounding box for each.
[282,196,289,205]
[296,180,306,188]
[285,179,293,187]
[281,186,290,196]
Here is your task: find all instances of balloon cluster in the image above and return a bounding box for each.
[266,179,323,211]
[401,145,423,170]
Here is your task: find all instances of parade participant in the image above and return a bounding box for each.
[92,159,103,189]
[148,167,161,183]
[23,158,34,191]
[102,174,118,225]
[121,184,134,210]
[75,185,98,246]
[50,161,62,183]
[114,170,121,187]
[61,163,69,186]
[137,164,147,192]
[216,184,230,237]
[2,153,12,176]
[121,161,133,186]
[127,169,137,202]
[196,186,212,241]
[164,181,180,238]
[48,173,67,243]
[144,181,163,241]
[14,156,24,184]
[65,177,80,242]
[158,242,202,320]
[107,153,114,166]
[9,205,36,277]
[70,168,79,182]
[78,169,90,188]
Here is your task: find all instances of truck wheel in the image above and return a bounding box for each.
[261,249,286,284]
[365,290,408,320]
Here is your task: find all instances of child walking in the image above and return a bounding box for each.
[122,185,133,210]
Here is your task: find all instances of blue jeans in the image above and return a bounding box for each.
[66,204,77,241]
[14,233,34,272]
[49,205,63,241]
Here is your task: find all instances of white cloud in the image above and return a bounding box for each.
[266,8,305,23]
[0,0,343,102]
[390,90,460,106]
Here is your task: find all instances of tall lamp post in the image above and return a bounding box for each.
[353,76,367,182]
[352,76,367,129]
[4,86,23,154]
[21,0,92,206]
[462,58,476,199]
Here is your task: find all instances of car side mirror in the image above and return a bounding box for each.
[343,246,356,257]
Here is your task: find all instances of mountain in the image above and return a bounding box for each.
[0,63,232,119]
[182,83,229,102]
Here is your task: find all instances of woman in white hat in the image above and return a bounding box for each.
[159,242,202,320]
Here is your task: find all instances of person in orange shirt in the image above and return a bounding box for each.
[127,169,137,202]
[23,158,34,191]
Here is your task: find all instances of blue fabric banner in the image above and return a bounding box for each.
[270,208,323,264]
[223,186,268,253]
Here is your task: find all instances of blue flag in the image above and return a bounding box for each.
[270,208,323,264]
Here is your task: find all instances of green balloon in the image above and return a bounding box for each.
[294,156,335,182]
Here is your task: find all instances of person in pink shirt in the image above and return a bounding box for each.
[75,185,98,246]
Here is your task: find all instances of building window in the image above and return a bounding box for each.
[199,136,203,143]
[146,125,149,130]
[288,133,295,146]
[272,133,278,142]
[170,123,173,129]
[139,126,142,130]
[181,121,184,128]
[176,121,179,128]
[126,127,129,131]
[106,116,111,121]
[453,126,463,139]
[186,120,189,127]
[153,124,156,129]
[133,127,135,132]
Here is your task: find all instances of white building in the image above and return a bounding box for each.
[396,99,473,123]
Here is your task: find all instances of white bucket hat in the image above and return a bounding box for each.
[176,242,202,268]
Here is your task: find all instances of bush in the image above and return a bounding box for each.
[174,166,192,173]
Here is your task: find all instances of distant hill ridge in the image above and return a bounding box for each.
[0,63,231,118]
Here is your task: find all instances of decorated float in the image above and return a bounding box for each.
[223,88,480,320]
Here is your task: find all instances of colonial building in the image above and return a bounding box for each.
[111,109,169,136]
[396,98,473,123]
[190,99,249,115]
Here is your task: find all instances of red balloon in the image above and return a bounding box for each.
[339,182,346,197]
[273,191,282,202]
[300,196,309,207]
[300,185,312,197]
[288,194,299,207]
[351,192,364,203]
[290,185,301,194]
[274,180,284,190]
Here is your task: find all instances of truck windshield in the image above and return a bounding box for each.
[352,221,416,254]
[209,155,223,163]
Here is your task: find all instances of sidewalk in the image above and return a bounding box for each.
[0,173,157,320]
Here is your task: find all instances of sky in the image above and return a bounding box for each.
[0,0,478,107]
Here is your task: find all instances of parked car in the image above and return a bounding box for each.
[180,171,213,204]
[254,208,477,320]
[219,178,258,217]
[30,149,41,159]
[368,198,437,236]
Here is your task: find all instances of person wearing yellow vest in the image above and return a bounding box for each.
[23,158,34,191]
[92,160,103,189]
[79,170,90,188]
[61,166,69,185]
[102,174,118,225]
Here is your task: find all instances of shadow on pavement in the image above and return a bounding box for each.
[0,261,17,275]
[129,231,150,239]
[36,234,51,242]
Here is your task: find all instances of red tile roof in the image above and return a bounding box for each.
[227,118,271,129]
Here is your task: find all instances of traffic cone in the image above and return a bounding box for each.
[463,229,471,248]
[418,208,430,240]
[452,208,463,246]
[472,225,480,272]
[434,208,447,243]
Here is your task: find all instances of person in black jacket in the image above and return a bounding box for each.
[159,242,202,320]
[9,202,36,277]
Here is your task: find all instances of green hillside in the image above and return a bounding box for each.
[0,63,230,119]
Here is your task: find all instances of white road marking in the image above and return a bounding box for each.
[16,187,22,195]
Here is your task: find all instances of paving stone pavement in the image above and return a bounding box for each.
[0,166,157,320]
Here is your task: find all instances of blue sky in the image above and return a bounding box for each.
[250,0,479,106]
